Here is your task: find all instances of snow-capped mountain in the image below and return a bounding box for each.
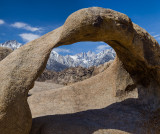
[47,49,115,70]
[0,40,22,50]
[0,40,115,71]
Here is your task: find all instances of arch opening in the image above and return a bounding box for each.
[35,41,115,86]
[48,41,115,70]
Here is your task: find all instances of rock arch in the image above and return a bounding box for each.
[0,7,159,134]
[56,7,160,104]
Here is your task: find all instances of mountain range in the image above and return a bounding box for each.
[0,40,22,50]
[0,40,115,71]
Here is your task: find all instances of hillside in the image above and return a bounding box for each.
[37,60,113,85]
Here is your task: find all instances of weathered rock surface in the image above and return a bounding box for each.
[92,60,113,76]
[0,7,159,134]
[0,46,13,61]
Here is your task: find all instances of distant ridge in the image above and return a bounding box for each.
[0,40,115,71]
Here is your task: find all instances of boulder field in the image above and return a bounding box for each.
[0,7,160,134]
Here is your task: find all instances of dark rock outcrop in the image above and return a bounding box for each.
[37,61,113,85]
[37,66,94,85]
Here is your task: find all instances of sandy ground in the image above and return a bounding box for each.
[29,81,64,95]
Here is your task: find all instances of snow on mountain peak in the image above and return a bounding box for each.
[48,48,115,69]
[0,40,116,71]
[0,40,22,50]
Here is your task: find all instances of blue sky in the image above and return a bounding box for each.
[0,0,160,55]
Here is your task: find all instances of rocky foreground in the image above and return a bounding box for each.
[0,7,160,134]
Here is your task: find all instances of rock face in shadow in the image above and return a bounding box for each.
[0,7,159,134]
[0,47,13,61]
[30,99,142,134]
